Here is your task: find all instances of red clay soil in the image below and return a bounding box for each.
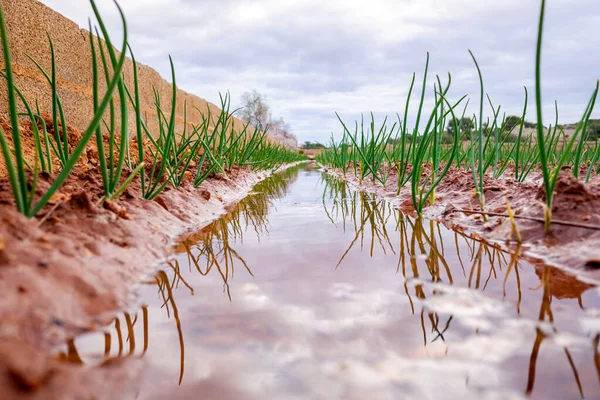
[324,166,600,282]
[0,138,284,398]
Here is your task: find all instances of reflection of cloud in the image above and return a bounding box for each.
[376,352,525,400]
[425,285,508,319]
[321,360,391,397]
[551,332,591,349]
[451,319,534,363]
[134,271,593,399]
[580,307,600,335]
[278,283,403,335]
[240,283,270,309]
[424,285,508,331]
[147,281,513,398]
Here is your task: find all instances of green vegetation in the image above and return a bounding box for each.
[317,0,599,232]
[301,141,327,149]
[534,0,599,232]
[0,0,305,218]
[0,0,128,217]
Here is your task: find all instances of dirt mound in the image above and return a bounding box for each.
[535,172,600,216]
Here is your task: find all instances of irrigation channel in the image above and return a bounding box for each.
[56,163,599,399]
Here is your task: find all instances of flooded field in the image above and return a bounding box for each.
[57,164,600,399]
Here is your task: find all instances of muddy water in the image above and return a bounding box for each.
[58,164,600,399]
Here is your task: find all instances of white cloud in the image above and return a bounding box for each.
[40,0,600,142]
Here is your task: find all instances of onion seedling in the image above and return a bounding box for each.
[534,0,599,232]
[468,49,486,215]
[0,0,129,217]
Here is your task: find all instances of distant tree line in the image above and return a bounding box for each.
[301,141,327,149]
[381,115,600,146]
[591,120,600,135]
[443,116,539,143]
[582,119,600,139]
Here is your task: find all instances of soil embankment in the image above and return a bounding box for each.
[0,0,250,150]
[0,160,290,398]
[324,166,600,279]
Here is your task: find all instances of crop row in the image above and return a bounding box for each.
[0,0,305,218]
[317,0,598,233]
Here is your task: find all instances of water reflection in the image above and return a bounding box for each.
[57,306,149,363]
[176,165,299,300]
[57,166,600,399]
[321,174,599,397]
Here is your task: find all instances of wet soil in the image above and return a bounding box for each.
[324,166,600,277]
[0,156,287,398]
[50,165,600,399]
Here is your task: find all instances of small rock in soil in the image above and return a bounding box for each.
[154,196,169,211]
[103,200,131,220]
[585,259,600,269]
[200,190,211,201]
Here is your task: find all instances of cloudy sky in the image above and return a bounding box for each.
[40,0,600,143]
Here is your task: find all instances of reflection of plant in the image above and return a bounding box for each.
[321,173,351,228]
[322,179,596,395]
[322,178,528,349]
[503,246,523,314]
[403,217,454,347]
[525,266,587,398]
[57,267,187,383]
[239,165,300,237]
[177,166,301,299]
[53,164,304,384]
[155,270,186,385]
[57,306,149,364]
[322,177,396,267]
[182,224,252,301]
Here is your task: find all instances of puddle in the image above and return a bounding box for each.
[57,164,600,399]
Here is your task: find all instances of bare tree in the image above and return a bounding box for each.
[239,90,270,129]
[239,90,298,149]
